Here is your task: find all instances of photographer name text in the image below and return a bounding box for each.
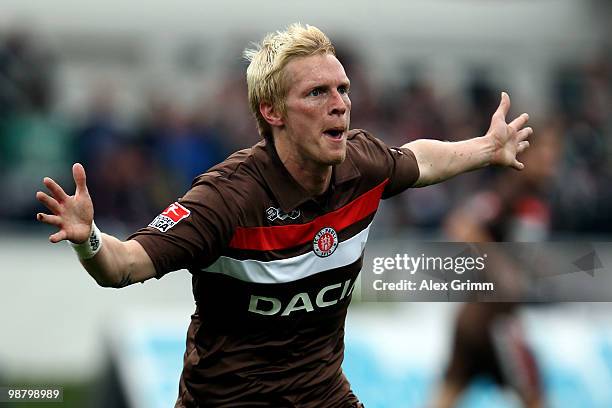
[373,279,494,292]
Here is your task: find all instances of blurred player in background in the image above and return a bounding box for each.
[434,122,562,408]
[36,24,533,407]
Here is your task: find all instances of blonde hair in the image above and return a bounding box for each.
[244,23,335,140]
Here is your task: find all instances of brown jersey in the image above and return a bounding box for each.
[129,129,419,407]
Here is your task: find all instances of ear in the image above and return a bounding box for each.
[259,102,284,127]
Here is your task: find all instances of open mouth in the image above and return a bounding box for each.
[323,127,345,139]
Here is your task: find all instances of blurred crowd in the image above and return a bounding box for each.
[1,28,611,237]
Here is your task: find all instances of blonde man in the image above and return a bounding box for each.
[36,24,532,407]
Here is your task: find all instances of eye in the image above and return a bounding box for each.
[308,88,323,97]
[338,85,349,95]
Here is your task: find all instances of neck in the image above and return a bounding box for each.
[273,135,332,197]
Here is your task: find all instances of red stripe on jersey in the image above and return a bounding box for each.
[229,179,389,251]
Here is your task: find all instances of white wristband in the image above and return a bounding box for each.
[70,221,103,260]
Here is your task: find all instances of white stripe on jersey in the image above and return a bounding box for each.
[202,223,371,283]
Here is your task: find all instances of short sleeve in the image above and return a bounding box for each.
[128,177,236,279]
[352,130,420,199]
[381,146,420,198]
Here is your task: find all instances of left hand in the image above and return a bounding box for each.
[486,92,533,170]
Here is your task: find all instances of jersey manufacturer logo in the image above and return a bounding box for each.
[149,202,191,232]
[313,227,338,257]
[266,206,300,222]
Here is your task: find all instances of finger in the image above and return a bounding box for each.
[493,91,511,120]
[516,126,533,141]
[36,191,62,214]
[36,212,63,227]
[509,113,529,132]
[512,160,525,171]
[49,230,68,243]
[517,140,530,153]
[43,177,69,202]
[73,163,88,194]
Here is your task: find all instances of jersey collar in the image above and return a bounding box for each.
[253,138,360,213]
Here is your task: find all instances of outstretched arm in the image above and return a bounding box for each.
[405,92,532,187]
[36,163,156,287]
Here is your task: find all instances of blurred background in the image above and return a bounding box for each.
[1,0,611,407]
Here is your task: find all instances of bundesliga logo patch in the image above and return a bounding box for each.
[149,202,191,232]
[313,227,338,257]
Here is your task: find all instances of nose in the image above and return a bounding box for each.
[329,89,349,116]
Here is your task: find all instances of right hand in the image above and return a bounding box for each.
[36,163,94,244]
